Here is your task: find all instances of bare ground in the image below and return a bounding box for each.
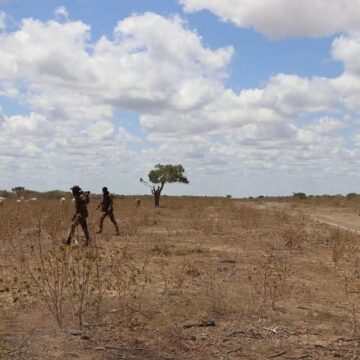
[1,197,360,359]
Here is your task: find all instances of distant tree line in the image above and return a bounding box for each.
[0,187,70,199]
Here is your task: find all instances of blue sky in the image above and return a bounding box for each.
[0,0,360,196]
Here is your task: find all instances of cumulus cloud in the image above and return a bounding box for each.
[179,0,360,38]
[137,25,360,194]
[0,13,233,113]
[0,13,234,192]
[332,34,360,75]
[1,11,360,195]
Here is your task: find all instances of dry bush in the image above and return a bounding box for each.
[9,212,103,327]
[64,248,104,326]
[249,246,291,310]
[331,229,351,268]
[152,243,204,257]
[183,260,202,278]
[280,216,307,250]
[156,257,186,295]
[123,208,141,236]
[105,243,149,317]
[0,341,9,359]
[343,257,360,335]
[203,275,234,316]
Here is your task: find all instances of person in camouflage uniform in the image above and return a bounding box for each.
[96,186,120,235]
[64,185,91,246]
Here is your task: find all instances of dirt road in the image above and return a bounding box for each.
[308,213,360,233]
[251,200,360,233]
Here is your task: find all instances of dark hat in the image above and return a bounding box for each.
[71,185,81,191]
[102,186,108,192]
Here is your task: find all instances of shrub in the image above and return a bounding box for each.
[346,193,360,200]
[293,192,306,199]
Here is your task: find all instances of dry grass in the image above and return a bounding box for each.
[1,196,360,359]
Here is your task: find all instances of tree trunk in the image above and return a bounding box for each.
[154,193,160,207]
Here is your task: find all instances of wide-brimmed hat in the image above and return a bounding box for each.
[71,185,81,191]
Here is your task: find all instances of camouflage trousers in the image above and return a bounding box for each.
[98,210,119,233]
[67,214,90,244]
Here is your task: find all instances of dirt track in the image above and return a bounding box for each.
[309,214,360,233]
[252,200,360,233]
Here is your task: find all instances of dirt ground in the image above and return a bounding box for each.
[253,199,360,233]
[1,196,360,359]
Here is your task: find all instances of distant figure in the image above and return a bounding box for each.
[64,185,91,246]
[96,187,120,235]
[60,197,66,203]
[136,198,141,208]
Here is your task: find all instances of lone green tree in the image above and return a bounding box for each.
[140,164,189,207]
[11,186,25,197]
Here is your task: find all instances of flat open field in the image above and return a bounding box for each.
[1,196,360,359]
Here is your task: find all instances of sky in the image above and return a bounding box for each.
[1,0,360,197]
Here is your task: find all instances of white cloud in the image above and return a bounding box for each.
[179,0,360,38]
[0,13,235,192]
[54,6,69,20]
[139,72,341,138]
[332,34,360,75]
[1,12,360,195]
[0,13,233,113]
[119,127,142,143]
[0,11,6,30]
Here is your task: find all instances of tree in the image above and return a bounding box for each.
[346,192,359,200]
[11,186,25,193]
[292,192,306,200]
[11,186,25,197]
[140,164,189,207]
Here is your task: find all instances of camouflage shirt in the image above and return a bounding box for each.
[74,194,89,217]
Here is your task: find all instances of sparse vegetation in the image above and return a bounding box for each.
[1,196,360,358]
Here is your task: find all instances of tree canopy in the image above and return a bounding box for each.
[11,186,25,193]
[148,164,189,185]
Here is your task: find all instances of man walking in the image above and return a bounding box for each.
[96,186,120,235]
[64,185,91,246]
